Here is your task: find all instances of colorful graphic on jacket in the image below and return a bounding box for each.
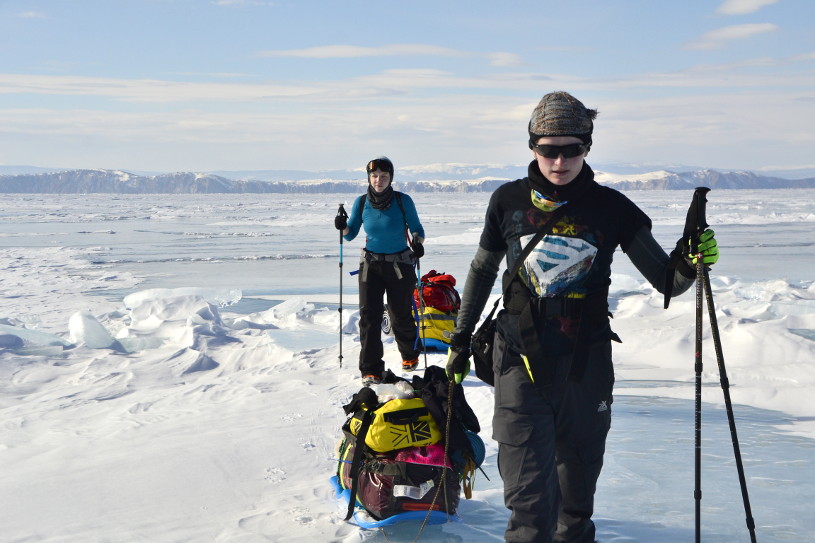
[520,232,597,297]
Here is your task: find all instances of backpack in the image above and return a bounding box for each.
[414,270,460,314]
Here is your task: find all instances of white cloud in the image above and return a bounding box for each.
[17,11,45,18]
[791,51,815,62]
[210,0,274,5]
[0,74,316,103]
[6,40,815,108]
[258,44,527,69]
[2,49,815,172]
[716,0,779,15]
[685,23,778,50]
[4,51,815,110]
[5,83,813,173]
[0,70,531,107]
[486,52,525,68]
[258,44,467,59]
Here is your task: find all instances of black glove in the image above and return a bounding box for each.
[446,332,471,384]
[334,214,347,231]
[410,234,424,258]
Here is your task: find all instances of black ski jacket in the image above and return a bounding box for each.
[455,161,694,355]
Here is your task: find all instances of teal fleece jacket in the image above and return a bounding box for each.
[344,192,424,254]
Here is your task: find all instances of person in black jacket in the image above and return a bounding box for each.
[446,91,718,542]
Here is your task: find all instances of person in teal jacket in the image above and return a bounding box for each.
[335,157,425,385]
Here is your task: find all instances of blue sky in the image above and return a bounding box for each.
[1,0,813,175]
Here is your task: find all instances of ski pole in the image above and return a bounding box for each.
[415,255,428,370]
[407,227,428,370]
[685,187,758,542]
[337,203,348,368]
[694,232,704,543]
[686,187,709,543]
[702,266,758,542]
[677,187,709,542]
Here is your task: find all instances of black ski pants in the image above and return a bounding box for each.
[492,331,614,543]
[357,258,419,377]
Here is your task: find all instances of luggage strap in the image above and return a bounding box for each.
[517,287,609,387]
[358,192,413,282]
[473,205,569,346]
[344,409,373,521]
[360,248,413,281]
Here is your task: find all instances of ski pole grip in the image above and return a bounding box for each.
[337,203,348,244]
[683,187,710,238]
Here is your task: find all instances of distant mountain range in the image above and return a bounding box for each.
[0,166,814,193]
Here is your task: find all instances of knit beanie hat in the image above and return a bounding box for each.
[528,91,597,149]
[366,156,394,180]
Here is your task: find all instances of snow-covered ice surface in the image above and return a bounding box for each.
[0,189,813,542]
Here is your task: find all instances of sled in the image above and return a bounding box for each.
[418,336,451,352]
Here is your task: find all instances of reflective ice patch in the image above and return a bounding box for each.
[521,233,597,297]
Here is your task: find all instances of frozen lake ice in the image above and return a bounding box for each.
[0,188,813,542]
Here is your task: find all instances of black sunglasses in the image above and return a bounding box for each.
[531,143,587,159]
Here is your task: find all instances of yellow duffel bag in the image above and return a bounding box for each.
[347,397,442,453]
[418,307,456,343]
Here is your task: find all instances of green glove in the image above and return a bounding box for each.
[446,332,471,384]
[687,228,719,266]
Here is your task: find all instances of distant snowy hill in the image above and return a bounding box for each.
[594,169,815,190]
[1,166,814,193]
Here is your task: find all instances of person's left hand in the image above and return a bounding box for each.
[686,228,719,266]
[411,234,424,258]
